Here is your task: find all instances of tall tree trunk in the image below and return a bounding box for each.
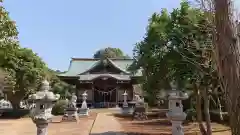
[214,0,240,134]
[6,91,23,110]
[202,88,212,135]
[194,84,207,135]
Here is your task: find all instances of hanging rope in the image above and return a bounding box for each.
[93,87,116,94]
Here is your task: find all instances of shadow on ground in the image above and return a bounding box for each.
[90,131,170,135]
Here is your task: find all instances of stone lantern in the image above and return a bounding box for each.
[166,81,188,135]
[79,91,89,116]
[28,80,60,135]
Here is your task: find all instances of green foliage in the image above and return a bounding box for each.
[0,109,30,118]
[93,47,130,59]
[46,69,76,98]
[0,1,56,109]
[130,1,219,106]
[52,99,68,115]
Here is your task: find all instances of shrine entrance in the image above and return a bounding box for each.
[93,77,117,108]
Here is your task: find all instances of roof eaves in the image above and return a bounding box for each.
[78,59,101,75]
[107,58,130,74]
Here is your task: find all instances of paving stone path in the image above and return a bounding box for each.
[90,112,124,135]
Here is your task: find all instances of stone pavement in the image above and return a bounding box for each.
[90,112,125,135]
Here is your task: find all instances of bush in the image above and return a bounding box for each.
[0,109,30,119]
[52,99,68,115]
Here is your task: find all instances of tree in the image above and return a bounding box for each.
[214,0,240,134]
[130,2,218,135]
[4,47,46,109]
[93,47,130,59]
[0,1,48,109]
[46,69,75,98]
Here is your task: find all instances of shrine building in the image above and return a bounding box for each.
[57,58,142,108]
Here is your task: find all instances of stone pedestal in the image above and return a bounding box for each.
[132,106,147,120]
[171,121,184,135]
[121,107,133,114]
[132,95,147,120]
[79,91,89,116]
[35,121,49,135]
[62,108,79,122]
[79,108,89,116]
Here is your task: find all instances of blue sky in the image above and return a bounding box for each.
[3,0,240,71]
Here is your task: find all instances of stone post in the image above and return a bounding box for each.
[28,80,60,135]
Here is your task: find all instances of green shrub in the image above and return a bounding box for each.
[1,109,30,118]
[51,99,68,115]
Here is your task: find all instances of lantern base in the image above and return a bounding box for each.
[61,110,79,122]
[78,108,89,116]
[121,107,134,114]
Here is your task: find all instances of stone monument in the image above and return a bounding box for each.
[132,94,147,120]
[78,91,89,116]
[62,93,79,122]
[166,81,188,135]
[28,80,60,135]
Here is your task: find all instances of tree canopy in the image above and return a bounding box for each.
[0,1,74,108]
[130,1,218,134]
[93,47,130,59]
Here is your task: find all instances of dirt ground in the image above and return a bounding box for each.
[0,109,232,135]
[0,112,97,135]
[113,113,231,135]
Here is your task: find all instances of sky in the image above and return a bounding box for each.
[3,0,240,71]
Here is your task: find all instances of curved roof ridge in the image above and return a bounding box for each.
[71,57,133,61]
[106,58,130,74]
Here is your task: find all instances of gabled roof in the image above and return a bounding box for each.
[58,58,142,77]
[80,58,130,75]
